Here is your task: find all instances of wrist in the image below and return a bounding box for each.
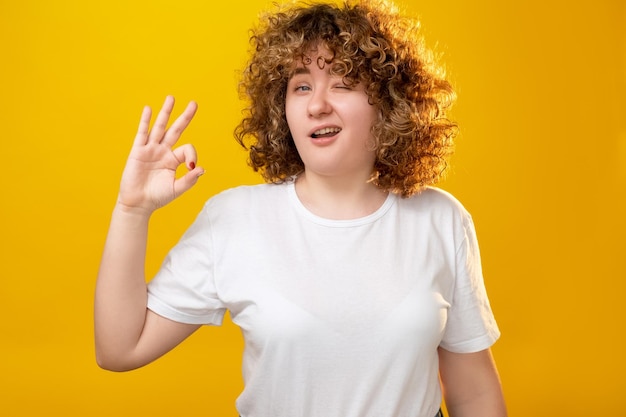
[112,200,154,221]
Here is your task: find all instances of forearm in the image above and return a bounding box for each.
[94,204,152,369]
[445,388,507,417]
[439,348,507,417]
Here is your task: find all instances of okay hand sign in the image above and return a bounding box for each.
[117,96,204,215]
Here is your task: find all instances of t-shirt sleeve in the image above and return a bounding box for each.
[439,212,501,353]
[147,203,227,325]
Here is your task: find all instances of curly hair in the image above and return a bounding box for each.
[234,0,458,197]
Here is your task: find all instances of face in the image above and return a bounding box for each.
[285,46,379,181]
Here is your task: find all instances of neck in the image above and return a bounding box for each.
[294,172,388,220]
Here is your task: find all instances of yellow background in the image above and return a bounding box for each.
[1,0,624,415]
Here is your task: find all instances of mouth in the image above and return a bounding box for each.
[311,127,341,139]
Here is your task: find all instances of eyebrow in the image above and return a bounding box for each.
[291,67,310,76]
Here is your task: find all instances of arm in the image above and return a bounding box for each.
[95,96,204,372]
[438,347,507,417]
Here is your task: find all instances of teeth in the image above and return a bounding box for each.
[312,127,341,136]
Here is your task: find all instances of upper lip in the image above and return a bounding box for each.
[308,125,342,137]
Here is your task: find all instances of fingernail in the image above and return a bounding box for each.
[189,161,196,170]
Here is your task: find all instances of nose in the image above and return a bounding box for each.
[307,88,332,118]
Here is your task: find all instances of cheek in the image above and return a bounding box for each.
[349,95,377,122]
[354,104,378,136]
[285,99,294,131]
[284,97,297,133]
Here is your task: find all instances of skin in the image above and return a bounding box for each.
[439,347,507,416]
[285,47,389,220]
[95,82,506,416]
[94,96,202,371]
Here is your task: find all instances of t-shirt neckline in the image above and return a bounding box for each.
[286,181,397,228]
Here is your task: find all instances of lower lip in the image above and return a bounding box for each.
[310,134,339,146]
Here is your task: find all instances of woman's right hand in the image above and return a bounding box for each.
[117,96,204,215]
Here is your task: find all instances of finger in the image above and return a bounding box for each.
[133,105,152,147]
[147,95,175,143]
[171,143,199,170]
[171,144,204,197]
[173,168,204,198]
[162,101,198,147]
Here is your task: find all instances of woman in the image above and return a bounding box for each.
[95,1,507,416]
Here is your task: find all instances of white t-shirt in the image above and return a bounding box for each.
[147,182,500,417]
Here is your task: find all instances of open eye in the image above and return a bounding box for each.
[294,84,312,92]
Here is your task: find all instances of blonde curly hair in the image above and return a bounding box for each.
[234,0,458,197]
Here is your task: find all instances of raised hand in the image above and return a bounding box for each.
[118,96,204,214]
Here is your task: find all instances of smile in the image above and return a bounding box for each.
[311,127,341,138]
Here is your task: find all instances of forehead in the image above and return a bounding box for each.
[303,44,333,60]
[292,44,335,72]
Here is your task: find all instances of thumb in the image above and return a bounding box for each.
[170,143,203,197]
[173,166,205,197]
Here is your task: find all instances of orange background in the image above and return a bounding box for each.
[1,0,624,415]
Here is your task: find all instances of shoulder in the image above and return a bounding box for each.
[395,187,476,243]
[400,187,470,217]
[202,182,289,219]
[193,183,291,239]
[208,182,286,204]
